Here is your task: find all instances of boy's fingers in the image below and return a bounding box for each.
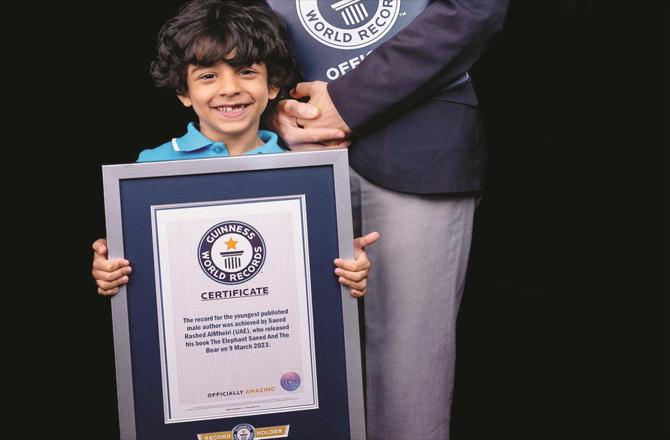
[334,267,368,282]
[92,238,107,255]
[350,289,366,298]
[92,265,132,283]
[334,257,370,272]
[338,276,366,292]
[96,276,129,291]
[354,231,380,250]
[93,256,130,272]
[98,286,120,297]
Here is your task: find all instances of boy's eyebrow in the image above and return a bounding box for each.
[187,65,218,77]
[188,62,264,74]
[188,65,206,74]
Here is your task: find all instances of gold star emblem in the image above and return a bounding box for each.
[224,237,238,250]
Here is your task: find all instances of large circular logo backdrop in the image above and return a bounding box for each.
[198,221,266,285]
[297,0,402,50]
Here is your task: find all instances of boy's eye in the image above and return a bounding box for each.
[239,68,258,77]
[198,73,216,80]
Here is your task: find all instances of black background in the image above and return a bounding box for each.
[30,1,667,438]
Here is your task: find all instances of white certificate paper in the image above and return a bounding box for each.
[151,195,318,423]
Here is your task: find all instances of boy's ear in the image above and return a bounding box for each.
[268,85,280,100]
[177,94,192,107]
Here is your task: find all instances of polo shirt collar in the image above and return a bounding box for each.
[171,122,213,152]
[250,130,281,154]
[171,123,282,155]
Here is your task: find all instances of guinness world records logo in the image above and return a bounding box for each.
[198,221,266,285]
[232,423,256,440]
[297,0,402,49]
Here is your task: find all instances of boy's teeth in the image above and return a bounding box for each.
[219,105,244,112]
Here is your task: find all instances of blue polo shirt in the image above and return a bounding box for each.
[137,123,286,162]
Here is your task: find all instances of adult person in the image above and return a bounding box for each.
[269,1,509,438]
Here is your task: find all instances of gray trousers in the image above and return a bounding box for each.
[349,168,475,440]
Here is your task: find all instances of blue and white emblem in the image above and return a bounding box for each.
[297,0,402,49]
[232,423,256,440]
[198,221,266,285]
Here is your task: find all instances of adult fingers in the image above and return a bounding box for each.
[285,130,349,146]
[278,99,320,120]
[320,139,348,147]
[288,139,352,152]
[291,81,323,100]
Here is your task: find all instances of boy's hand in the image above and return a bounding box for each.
[334,232,381,298]
[91,238,132,296]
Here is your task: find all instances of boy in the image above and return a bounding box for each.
[92,0,378,296]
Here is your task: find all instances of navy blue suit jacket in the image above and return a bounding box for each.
[328,0,509,194]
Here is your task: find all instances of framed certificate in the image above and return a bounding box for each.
[102,149,365,440]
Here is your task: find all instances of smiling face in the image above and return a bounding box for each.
[178,57,279,154]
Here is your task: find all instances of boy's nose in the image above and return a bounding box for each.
[218,77,241,96]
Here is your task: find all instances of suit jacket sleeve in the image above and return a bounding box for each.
[328,0,509,135]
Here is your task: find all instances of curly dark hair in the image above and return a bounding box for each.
[151,0,296,96]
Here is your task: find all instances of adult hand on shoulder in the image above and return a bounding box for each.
[292,81,352,144]
[271,98,351,151]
